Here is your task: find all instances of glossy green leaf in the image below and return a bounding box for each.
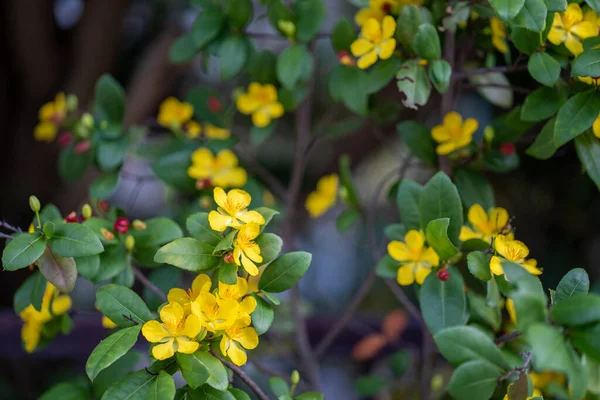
[511,27,543,54]
[187,386,236,400]
[94,74,126,124]
[575,131,600,190]
[86,325,142,381]
[572,323,600,362]
[366,56,403,93]
[554,90,600,146]
[93,351,141,399]
[131,218,183,248]
[224,0,252,28]
[339,154,361,207]
[502,262,548,331]
[250,122,276,145]
[489,0,526,19]
[572,49,600,78]
[186,213,222,246]
[295,393,324,400]
[277,44,312,90]
[48,223,104,258]
[154,238,220,271]
[513,0,547,31]
[396,6,423,48]
[177,351,228,390]
[95,245,128,282]
[396,179,423,230]
[146,371,175,400]
[14,271,47,313]
[447,360,502,400]
[96,139,127,172]
[96,284,153,327]
[469,72,513,109]
[269,377,290,397]
[294,0,326,42]
[218,36,249,80]
[336,208,360,232]
[90,173,119,200]
[40,382,89,400]
[551,293,600,326]
[259,251,311,293]
[355,376,388,397]
[429,59,452,93]
[419,172,463,246]
[467,251,492,281]
[397,121,437,166]
[526,117,557,160]
[255,233,282,264]
[425,218,458,260]
[331,18,356,51]
[384,224,407,241]
[101,369,156,400]
[555,268,589,303]
[249,50,277,85]
[413,24,441,60]
[521,86,567,122]
[420,266,467,335]
[328,65,369,114]
[2,232,46,271]
[192,9,225,49]
[528,52,560,87]
[58,143,94,183]
[152,149,196,193]
[251,294,274,335]
[396,59,431,109]
[36,247,77,292]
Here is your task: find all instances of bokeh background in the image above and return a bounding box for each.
[1,1,599,399]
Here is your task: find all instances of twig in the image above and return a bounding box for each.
[133,266,167,302]
[1,221,22,233]
[462,83,532,94]
[452,64,529,80]
[494,331,521,344]
[212,352,271,400]
[0,232,15,240]
[498,351,532,382]
[384,279,425,326]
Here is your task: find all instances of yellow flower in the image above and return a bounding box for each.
[141,302,201,360]
[355,0,399,25]
[191,292,239,333]
[208,188,265,232]
[220,318,259,366]
[204,123,231,140]
[548,3,598,55]
[34,92,67,142]
[102,316,118,329]
[459,204,510,243]
[305,174,338,218]
[185,121,202,139]
[490,235,542,276]
[584,7,600,30]
[351,16,397,69]
[503,385,542,400]
[233,223,263,276]
[219,277,258,321]
[387,230,440,285]
[168,274,212,314]
[490,17,508,53]
[158,97,194,129]
[531,371,566,390]
[34,122,59,142]
[431,111,478,155]
[236,83,284,128]
[505,298,517,325]
[187,148,247,189]
[20,283,72,353]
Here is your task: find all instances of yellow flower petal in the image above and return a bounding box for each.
[490,255,504,275]
[378,38,396,60]
[571,21,598,39]
[431,126,451,142]
[468,204,489,232]
[414,263,431,284]
[142,320,169,343]
[238,210,265,225]
[191,274,212,295]
[237,94,259,114]
[362,18,382,42]
[404,230,424,252]
[34,122,58,142]
[489,207,509,232]
[459,226,483,241]
[227,341,248,366]
[357,49,378,69]
[436,141,457,155]
[235,327,259,349]
[241,253,260,276]
[462,118,479,136]
[239,296,257,315]
[160,302,184,328]
[388,241,411,262]
[506,298,517,324]
[593,114,600,139]
[175,337,200,354]
[214,187,228,209]
[22,321,42,353]
[152,339,175,360]
[443,111,463,129]
[420,248,440,267]
[252,110,271,128]
[565,32,584,55]
[382,16,396,38]
[355,8,383,26]
[523,258,542,275]
[564,3,583,25]
[215,149,239,168]
[265,102,284,119]
[208,211,231,232]
[397,264,415,285]
[180,314,202,338]
[351,38,375,57]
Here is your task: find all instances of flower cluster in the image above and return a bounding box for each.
[236,83,284,128]
[158,97,230,140]
[388,230,440,285]
[431,111,477,155]
[142,273,259,366]
[34,92,80,143]
[187,148,247,189]
[489,17,508,54]
[305,174,339,218]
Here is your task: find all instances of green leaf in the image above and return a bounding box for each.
[468,291,501,331]
[13,271,47,313]
[218,36,249,80]
[397,121,437,166]
[528,51,560,87]
[185,87,227,127]
[224,0,252,28]
[277,44,311,90]
[339,154,361,207]
[328,66,369,114]
[295,393,324,400]
[447,360,502,400]
[39,204,62,225]
[35,247,77,292]
[217,261,237,285]
[355,376,388,397]
[572,323,600,362]
[545,0,566,11]
[389,351,411,378]
[261,291,280,305]
[467,251,492,281]
[259,251,311,293]
[331,18,356,51]
[396,60,431,109]
[376,255,399,279]
[513,0,547,31]
[336,208,360,232]
[229,388,251,400]
[2,232,46,270]
[94,74,125,124]
[40,382,89,400]
[555,268,589,303]
[575,131,600,190]
[396,179,423,230]
[413,24,441,60]
[267,0,295,36]
[152,149,196,193]
[521,86,567,122]
[131,218,183,248]
[96,284,153,327]
[425,218,458,260]
[249,50,277,84]
[396,6,423,48]
[551,293,600,326]
[186,213,222,246]
[154,238,220,271]
[96,245,128,282]
[526,117,557,160]
[454,168,495,210]
[572,48,600,78]
[86,325,142,381]
[146,371,175,400]
[177,351,229,390]
[511,27,543,54]
[434,325,510,369]
[187,386,236,400]
[90,173,119,200]
[419,172,463,246]
[469,72,513,109]
[251,294,274,335]
[192,9,225,49]
[255,233,282,264]
[250,122,275,145]
[420,266,467,335]
[96,138,127,172]
[502,261,548,331]
[294,0,326,42]
[429,59,452,93]
[58,143,94,183]
[93,351,141,399]
[269,377,290,397]
[48,223,104,258]
[554,90,600,146]
[366,56,403,94]
[489,0,526,19]
[384,223,407,241]
[101,369,156,400]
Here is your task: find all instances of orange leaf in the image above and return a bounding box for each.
[381,309,408,342]
[352,333,388,361]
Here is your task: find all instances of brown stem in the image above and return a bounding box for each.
[498,351,532,382]
[494,331,522,344]
[212,352,271,400]
[132,266,167,302]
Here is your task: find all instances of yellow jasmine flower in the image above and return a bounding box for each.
[220,318,259,366]
[208,188,265,232]
[187,148,247,189]
[204,123,231,140]
[102,316,118,329]
[168,274,212,314]
[459,204,510,243]
[351,16,397,69]
[233,223,263,276]
[490,17,508,54]
[490,235,542,276]
[157,97,194,129]
[20,283,72,353]
[191,292,239,333]
[305,174,339,218]
[141,302,201,360]
[219,278,258,321]
[548,3,598,56]
[236,83,284,128]
[387,230,440,286]
[185,121,202,139]
[431,111,478,155]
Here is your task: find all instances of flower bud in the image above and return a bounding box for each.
[291,370,300,385]
[81,113,94,129]
[196,178,212,190]
[98,200,110,213]
[278,20,296,38]
[125,235,135,252]
[66,94,78,111]
[483,126,495,142]
[74,140,92,154]
[499,142,516,156]
[29,195,41,213]
[132,219,147,230]
[101,228,115,240]
[43,221,55,238]
[65,211,79,223]
[339,186,349,203]
[436,268,450,282]
[223,252,234,264]
[207,96,223,113]
[81,204,92,220]
[114,217,130,234]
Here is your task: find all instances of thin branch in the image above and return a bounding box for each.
[133,266,167,302]
[1,221,22,233]
[384,279,425,326]
[495,331,522,344]
[212,352,271,400]
[498,351,532,382]
[0,232,15,240]
[452,64,529,80]
[462,83,532,94]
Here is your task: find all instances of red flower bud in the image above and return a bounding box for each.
[208,96,223,113]
[195,178,212,190]
[74,140,92,154]
[223,252,234,264]
[436,268,450,282]
[499,143,516,156]
[114,217,130,234]
[381,2,392,13]
[65,211,78,223]
[98,200,110,213]
[58,132,74,148]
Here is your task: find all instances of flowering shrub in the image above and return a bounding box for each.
[3,0,600,398]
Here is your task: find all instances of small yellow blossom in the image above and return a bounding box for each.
[531,371,566,390]
[208,188,265,232]
[102,316,118,329]
[490,17,508,54]
[219,277,257,322]
[191,292,239,333]
[490,235,542,276]
[220,318,259,366]
[20,283,72,353]
[305,174,339,218]
[34,93,67,142]
[431,112,478,155]
[158,97,194,130]
[548,3,598,55]
[351,16,397,69]
[187,148,247,189]
[459,204,510,243]
[142,302,201,360]
[233,223,263,276]
[236,83,284,128]
[204,123,231,140]
[185,121,202,139]
[388,230,440,286]
[168,274,212,314]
